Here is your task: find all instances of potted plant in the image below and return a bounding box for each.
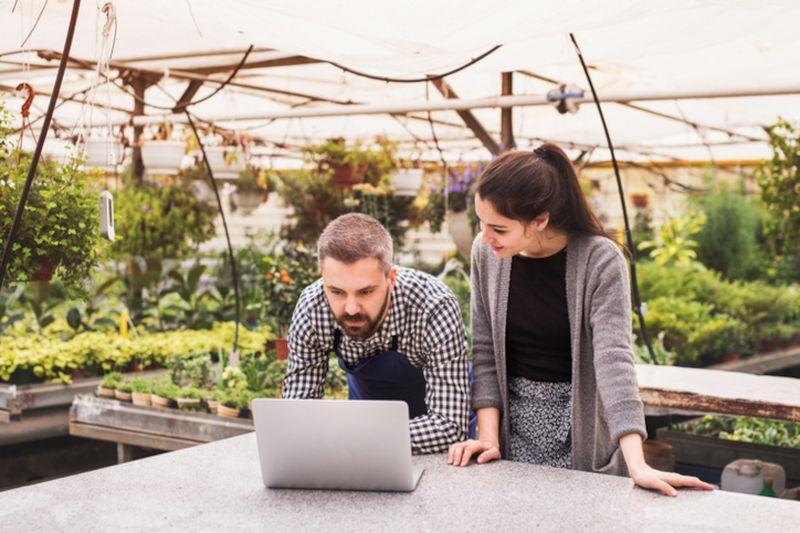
[308,137,368,188]
[98,371,122,398]
[176,387,204,411]
[203,132,248,179]
[206,389,222,413]
[231,167,274,213]
[115,380,133,402]
[217,388,252,418]
[150,377,178,408]
[130,377,153,406]
[435,163,483,257]
[631,192,649,209]
[0,106,103,288]
[260,249,318,359]
[140,122,187,176]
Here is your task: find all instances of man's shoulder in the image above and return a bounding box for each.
[396,267,457,311]
[295,278,327,316]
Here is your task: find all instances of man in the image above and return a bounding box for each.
[282,213,470,453]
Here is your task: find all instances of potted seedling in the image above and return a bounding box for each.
[98,371,122,398]
[150,377,179,408]
[115,380,133,402]
[176,387,204,411]
[217,388,252,419]
[130,377,153,406]
[205,389,221,413]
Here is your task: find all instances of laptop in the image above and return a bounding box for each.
[251,398,424,492]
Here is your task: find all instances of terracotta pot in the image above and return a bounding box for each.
[720,352,741,363]
[115,389,132,402]
[150,394,172,408]
[31,257,56,282]
[275,338,289,361]
[131,392,152,406]
[176,398,202,411]
[217,404,241,418]
[331,163,365,188]
[97,386,116,399]
[631,193,649,209]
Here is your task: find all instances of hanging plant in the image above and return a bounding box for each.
[0,104,103,289]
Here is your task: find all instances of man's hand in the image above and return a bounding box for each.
[447,439,501,467]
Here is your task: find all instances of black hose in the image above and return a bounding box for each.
[569,33,658,365]
[184,112,241,355]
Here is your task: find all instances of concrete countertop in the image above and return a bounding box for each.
[0,433,795,532]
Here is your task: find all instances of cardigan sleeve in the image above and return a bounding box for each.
[469,234,503,412]
[587,242,647,443]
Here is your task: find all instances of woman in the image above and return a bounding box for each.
[448,144,714,497]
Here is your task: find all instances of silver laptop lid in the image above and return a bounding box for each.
[252,399,423,492]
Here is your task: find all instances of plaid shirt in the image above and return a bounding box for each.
[282,267,470,453]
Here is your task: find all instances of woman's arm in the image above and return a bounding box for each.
[448,407,502,466]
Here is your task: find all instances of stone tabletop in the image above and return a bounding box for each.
[0,433,795,532]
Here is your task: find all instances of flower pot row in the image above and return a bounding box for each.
[81,139,246,177]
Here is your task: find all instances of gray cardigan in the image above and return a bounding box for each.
[470,232,647,476]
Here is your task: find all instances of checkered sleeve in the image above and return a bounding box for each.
[281,292,328,399]
[410,295,470,454]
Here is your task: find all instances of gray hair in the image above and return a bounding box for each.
[317,213,393,273]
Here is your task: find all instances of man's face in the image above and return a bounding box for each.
[321,257,396,340]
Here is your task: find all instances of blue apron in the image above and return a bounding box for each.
[334,329,477,437]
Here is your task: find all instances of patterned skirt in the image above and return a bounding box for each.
[507,376,572,469]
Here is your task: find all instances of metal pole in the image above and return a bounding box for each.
[107,84,800,127]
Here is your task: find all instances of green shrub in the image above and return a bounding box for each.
[637,296,743,364]
[678,415,800,449]
[0,322,270,384]
[692,186,763,280]
[110,174,216,260]
[116,381,132,393]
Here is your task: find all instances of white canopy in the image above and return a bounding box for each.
[2,0,799,164]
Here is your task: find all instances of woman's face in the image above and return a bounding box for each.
[474,193,547,259]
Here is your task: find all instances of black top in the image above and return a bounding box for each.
[505,248,572,382]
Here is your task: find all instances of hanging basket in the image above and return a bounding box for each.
[390,168,424,196]
[446,210,474,258]
[331,163,366,188]
[83,138,124,170]
[204,146,246,179]
[141,140,186,175]
[232,190,267,213]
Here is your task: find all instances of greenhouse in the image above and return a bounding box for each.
[1,1,799,530]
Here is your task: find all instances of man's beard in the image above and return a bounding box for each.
[335,288,391,340]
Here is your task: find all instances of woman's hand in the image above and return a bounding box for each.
[629,464,716,497]
[447,439,501,467]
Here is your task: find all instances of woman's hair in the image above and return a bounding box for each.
[476,143,611,240]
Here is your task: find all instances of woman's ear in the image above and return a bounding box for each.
[530,212,550,232]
